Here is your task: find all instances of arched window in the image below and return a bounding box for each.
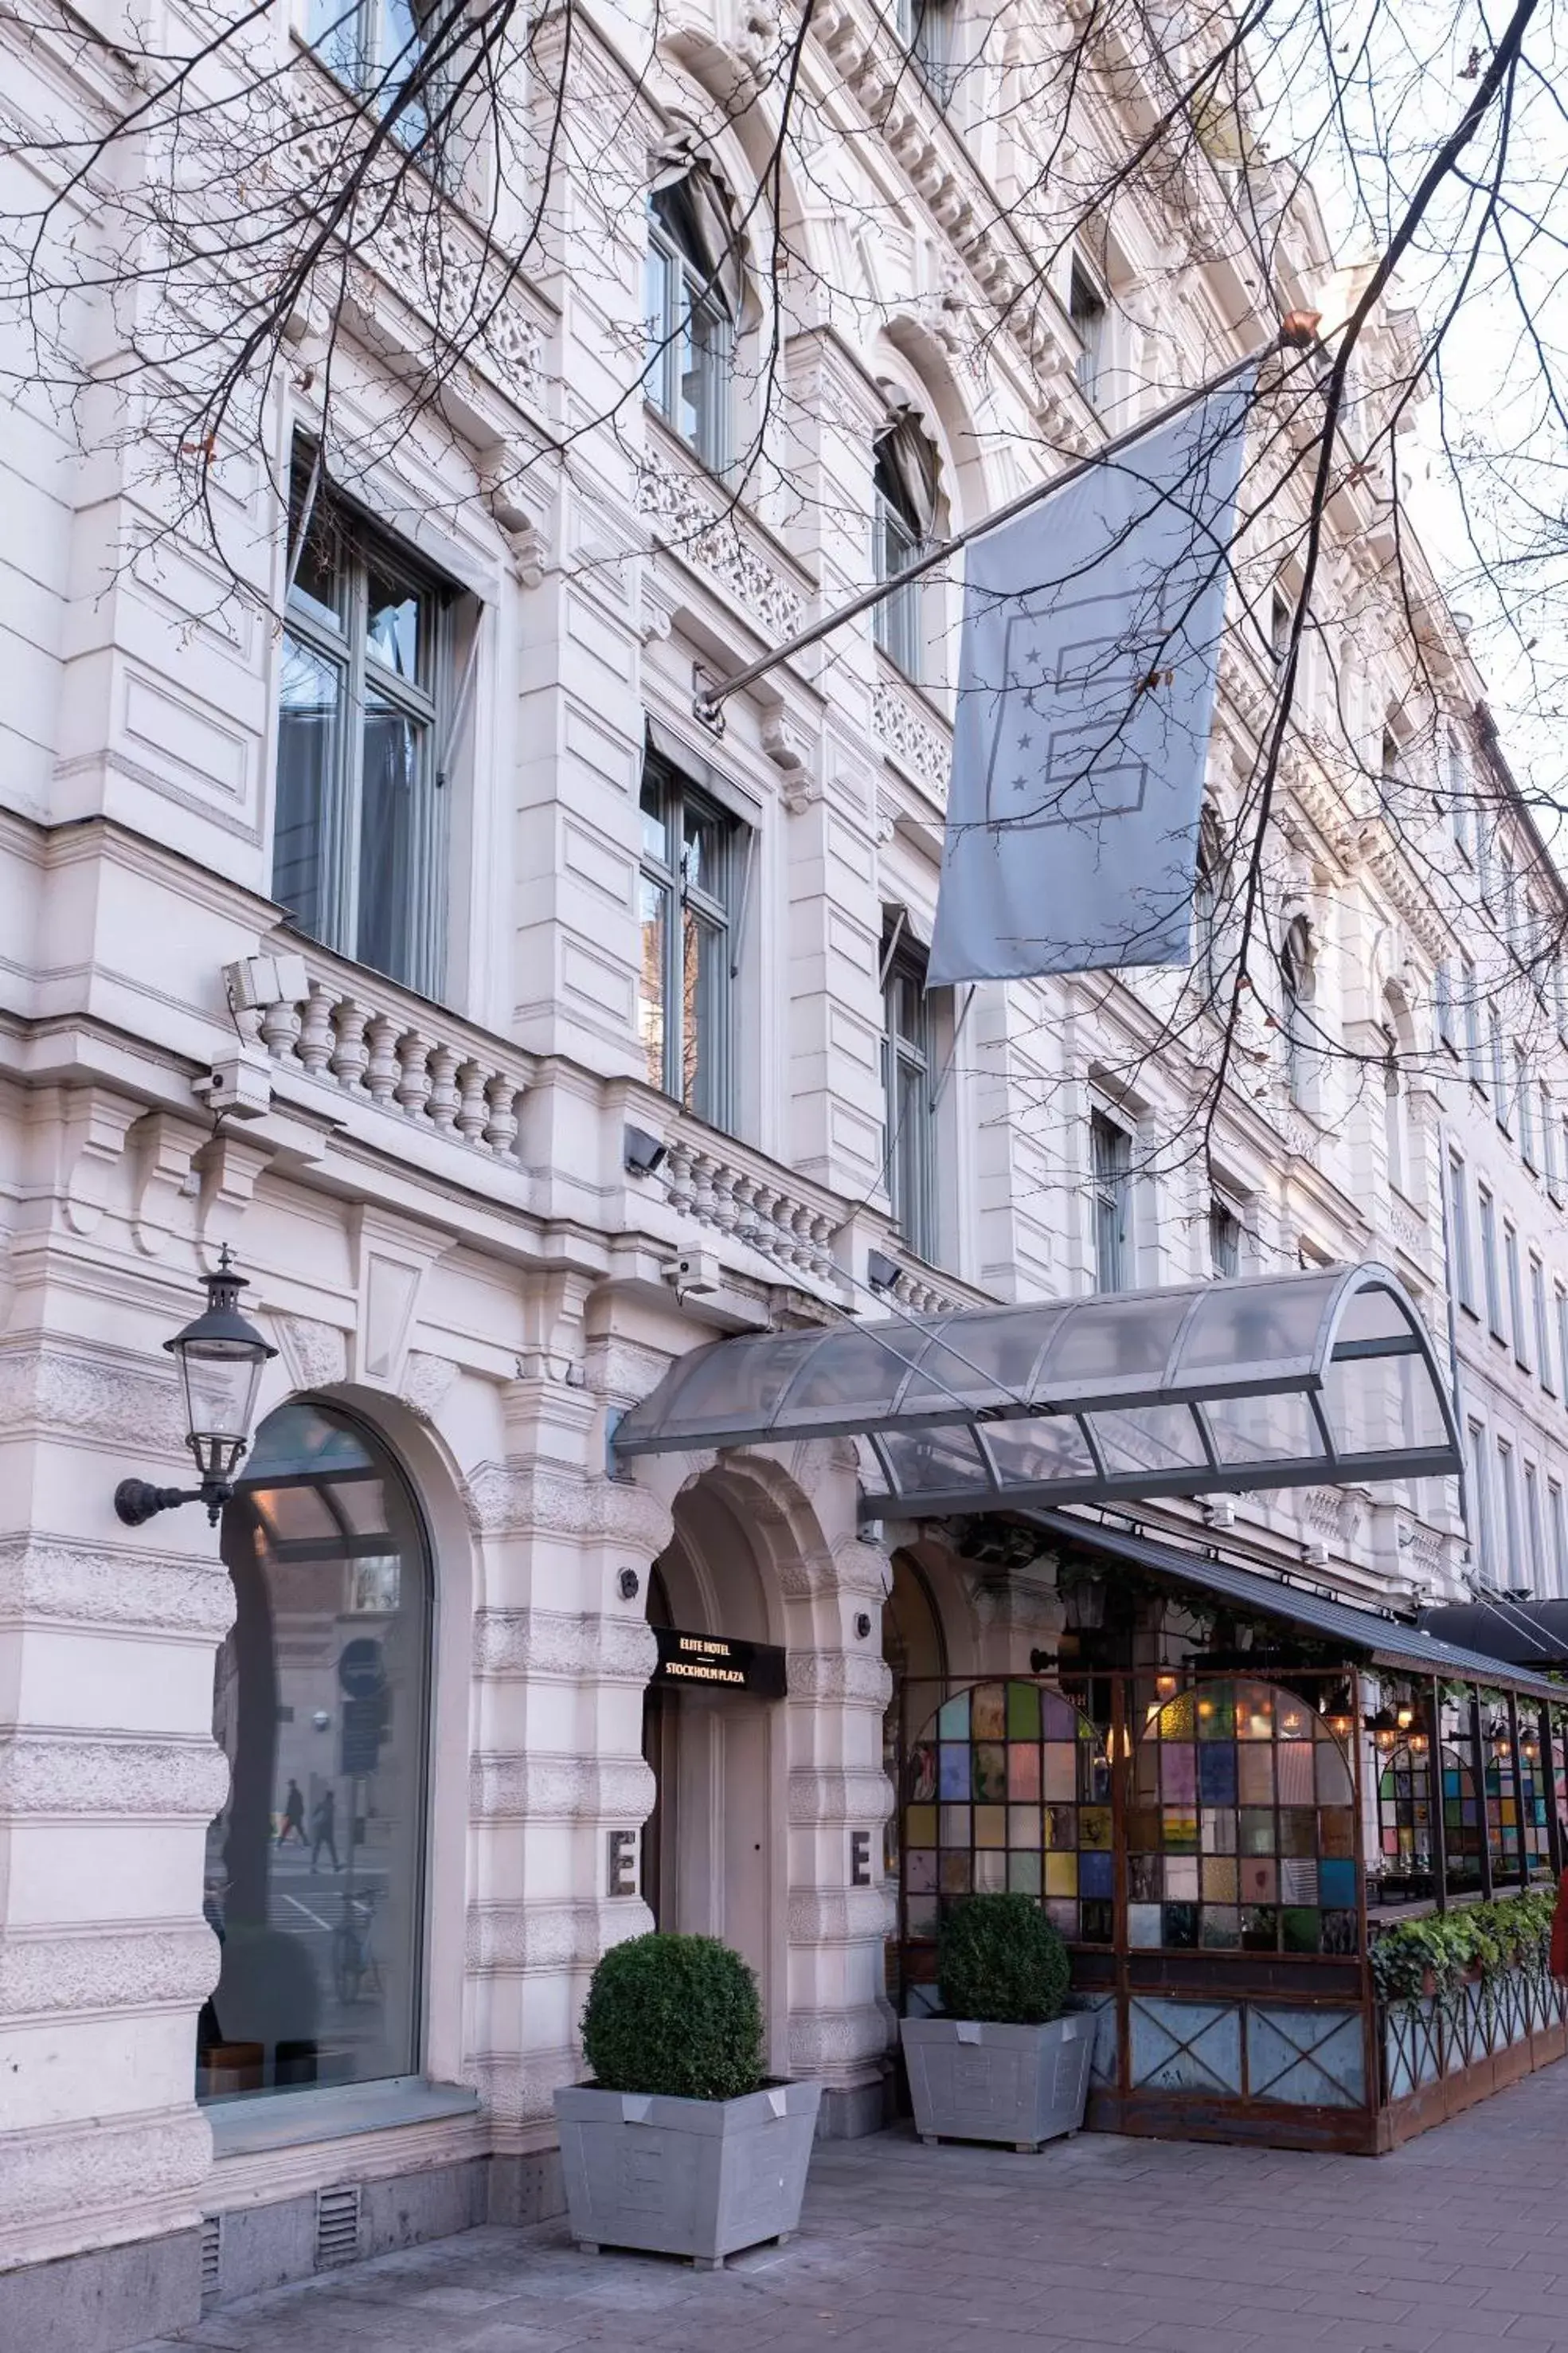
[872,405,940,679]
[1132,1681,1357,1955]
[645,162,745,473]
[197,1401,432,2104]
[899,1680,1112,2011]
[1280,916,1315,1108]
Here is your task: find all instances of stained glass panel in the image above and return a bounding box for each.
[902,1680,1111,1951]
[1131,1681,1359,1956]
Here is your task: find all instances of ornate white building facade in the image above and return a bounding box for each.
[2,0,1565,2342]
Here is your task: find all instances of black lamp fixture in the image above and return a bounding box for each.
[115,1247,277,1527]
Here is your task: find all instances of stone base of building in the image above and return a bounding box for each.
[815,2077,890,2140]
[0,2229,203,2353]
[0,2148,571,2353]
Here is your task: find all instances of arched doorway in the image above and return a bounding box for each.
[639,1475,784,2041]
[197,1400,432,2104]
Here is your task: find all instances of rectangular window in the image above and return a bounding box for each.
[637,753,741,1130]
[1446,726,1472,861]
[1489,1007,1507,1120]
[1461,960,1482,1084]
[1268,589,1292,668]
[276,456,453,996]
[1525,1462,1544,1591]
[1498,1437,1520,1583]
[1558,1287,1568,1415]
[1069,261,1108,406]
[307,0,448,155]
[1449,1153,1475,1314]
[1507,1225,1527,1367]
[883,939,937,1264]
[1519,1054,1537,1168]
[1543,1086,1558,1196]
[897,0,956,98]
[1434,962,1455,1051]
[645,186,734,475]
[1090,1111,1132,1292]
[1551,1481,1567,1597]
[1468,1418,1494,1581]
[1533,1257,1553,1393]
[1209,1198,1241,1278]
[1479,1187,1503,1339]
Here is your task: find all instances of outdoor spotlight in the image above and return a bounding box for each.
[866,1248,901,1292]
[114,1248,276,1528]
[624,1124,668,1176]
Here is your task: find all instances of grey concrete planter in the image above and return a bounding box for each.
[553,2078,823,2268]
[901,2014,1093,2151]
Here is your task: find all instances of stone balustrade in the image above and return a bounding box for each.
[244,948,532,1161]
[659,1133,849,1297]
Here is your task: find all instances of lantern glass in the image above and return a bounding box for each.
[174,1335,268,1479]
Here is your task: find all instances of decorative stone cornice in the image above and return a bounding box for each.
[472,1607,659,1684]
[788,1766,894,1824]
[873,671,951,796]
[466,1898,647,1972]
[0,1536,233,1637]
[636,451,806,639]
[0,1924,218,2018]
[0,1732,229,1818]
[462,1462,673,1553]
[469,1752,655,1821]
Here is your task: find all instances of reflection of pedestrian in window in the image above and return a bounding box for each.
[278,1779,307,1846]
[311,1787,341,1873]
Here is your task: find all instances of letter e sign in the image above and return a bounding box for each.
[607,1830,638,1897]
[850,1829,871,1887]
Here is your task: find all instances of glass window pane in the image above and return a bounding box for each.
[1175,1276,1339,1378]
[986,1413,1097,1487]
[201,1407,428,2106]
[898,1306,1072,1412]
[286,482,346,629]
[1039,1291,1195,1387]
[274,632,345,945]
[877,1423,991,1498]
[682,906,726,1121]
[682,804,725,899]
[250,1484,339,1543]
[777,1326,925,1423]
[640,770,671,863]
[1204,1389,1324,1467]
[357,690,425,987]
[366,566,422,682]
[639,876,668,1090]
[1086,1404,1208,1478]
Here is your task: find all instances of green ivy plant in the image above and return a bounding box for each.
[1369,1888,1558,2007]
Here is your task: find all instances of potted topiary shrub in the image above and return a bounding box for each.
[554,1932,822,2268]
[901,1892,1093,2151]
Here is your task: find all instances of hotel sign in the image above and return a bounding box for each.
[652,1626,788,1700]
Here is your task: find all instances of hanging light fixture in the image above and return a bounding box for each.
[1154,1670,1180,1701]
[1366,1706,1401,1754]
[115,1249,276,1527]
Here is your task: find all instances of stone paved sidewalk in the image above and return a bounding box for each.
[133,2060,1568,2353]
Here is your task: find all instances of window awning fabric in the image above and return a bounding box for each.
[612,1262,1461,1513]
[1025,1511,1562,1701]
[1417,1597,1568,1669]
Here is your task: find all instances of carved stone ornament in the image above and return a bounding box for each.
[403,1349,460,1423]
[272,1313,349,1394]
[873,675,951,793]
[635,456,805,639]
[469,1752,655,1822]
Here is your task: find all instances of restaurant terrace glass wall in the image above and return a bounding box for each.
[889,1643,1568,2154]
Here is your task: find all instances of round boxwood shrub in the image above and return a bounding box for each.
[937,1893,1070,2026]
[582,1932,764,2101]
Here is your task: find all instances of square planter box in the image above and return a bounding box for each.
[554,2078,823,2268]
[901,2014,1093,2151]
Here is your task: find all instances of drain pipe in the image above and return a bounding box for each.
[1435,1120,1472,1568]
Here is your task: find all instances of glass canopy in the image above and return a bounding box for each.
[612,1263,1462,1514]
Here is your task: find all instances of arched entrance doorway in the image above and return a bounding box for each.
[197,1400,432,2104]
[639,1475,786,2043]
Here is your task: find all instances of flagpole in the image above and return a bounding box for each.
[690,313,1323,728]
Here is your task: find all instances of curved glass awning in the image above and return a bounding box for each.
[612,1263,1462,1514]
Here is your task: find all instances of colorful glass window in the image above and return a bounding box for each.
[904,1682,1112,1952]
[1130,1681,1358,1956]
[1377,1744,1480,1881]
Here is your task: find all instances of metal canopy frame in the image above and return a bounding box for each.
[612,1262,1461,1514]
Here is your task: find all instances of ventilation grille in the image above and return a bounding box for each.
[199,2214,221,2300]
[315,2183,362,2270]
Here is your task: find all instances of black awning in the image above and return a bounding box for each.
[1417,1596,1568,1670]
[1024,1510,1563,1700]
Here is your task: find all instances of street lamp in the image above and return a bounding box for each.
[115,1248,276,1527]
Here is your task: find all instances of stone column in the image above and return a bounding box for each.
[463,1355,670,2216]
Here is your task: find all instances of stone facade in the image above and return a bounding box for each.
[0,0,1564,2343]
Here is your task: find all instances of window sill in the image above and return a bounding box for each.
[205,2076,479,2160]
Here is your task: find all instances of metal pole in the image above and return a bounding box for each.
[1506,1689,1530,1889]
[1427,1677,1448,1913]
[691,322,1324,726]
[1470,1687,1495,1901]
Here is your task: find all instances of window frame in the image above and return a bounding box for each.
[1532,1255,1553,1394]
[276,455,453,998]
[1478,1184,1503,1341]
[1505,1223,1527,1369]
[305,0,454,163]
[1069,259,1109,408]
[1448,1151,1476,1317]
[1089,1109,1134,1293]
[637,751,742,1132]
[1497,1435,1520,1584]
[644,191,736,476]
[1550,1479,1567,1597]
[882,934,939,1266]
[1467,1415,1495,1581]
[1525,1459,1544,1592]
[896,0,957,100]
[1208,1196,1242,1280]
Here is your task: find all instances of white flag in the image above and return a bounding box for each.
[928,374,1254,987]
